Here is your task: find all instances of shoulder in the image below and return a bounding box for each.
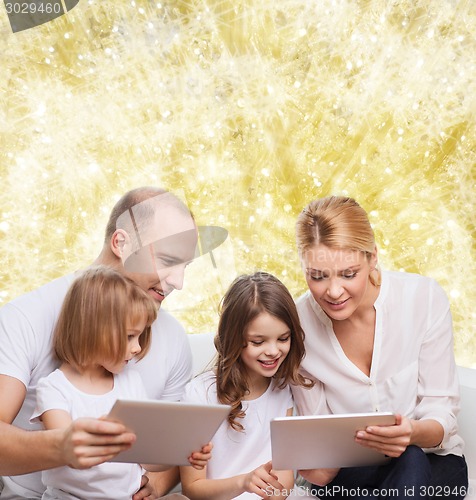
[155,308,185,331]
[296,291,317,319]
[296,290,312,309]
[36,369,70,396]
[130,308,192,400]
[117,367,145,386]
[270,380,292,401]
[149,308,191,364]
[183,371,217,403]
[148,308,190,358]
[115,369,148,399]
[187,370,216,390]
[295,290,329,334]
[383,269,435,285]
[6,274,73,307]
[0,276,73,387]
[382,270,447,302]
[153,308,187,340]
[0,274,73,327]
[38,368,64,386]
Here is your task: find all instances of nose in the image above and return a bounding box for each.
[163,264,186,291]
[131,338,142,355]
[327,278,343,299]
[265,342,279,357]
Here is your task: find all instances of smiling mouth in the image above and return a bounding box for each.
[326,298,348,305]
[259,358,280,367]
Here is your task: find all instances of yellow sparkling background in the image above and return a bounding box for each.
[0,1,475,365]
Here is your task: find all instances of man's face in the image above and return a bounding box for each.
[121,205,198,305]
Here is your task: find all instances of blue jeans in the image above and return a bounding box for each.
[309,446,468,500]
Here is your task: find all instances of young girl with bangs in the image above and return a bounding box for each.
[179,272,314,500]
[31,266,196,500]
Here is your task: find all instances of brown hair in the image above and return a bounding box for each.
[215,272,313,431]
[296,196,380,286]
[53,266,156,371]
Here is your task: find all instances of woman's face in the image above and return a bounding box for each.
[301,244,377,321]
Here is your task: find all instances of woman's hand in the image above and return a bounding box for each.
[354,414,412,457]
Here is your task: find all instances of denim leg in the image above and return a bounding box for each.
[310,446,431,500]
[426,454,468,500]
[374,445,431,499]
[309,465,380,500]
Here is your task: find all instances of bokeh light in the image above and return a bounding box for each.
[1,0,475,365]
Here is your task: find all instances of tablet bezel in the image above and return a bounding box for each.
[271,412,396,470]
[107,399,230,465]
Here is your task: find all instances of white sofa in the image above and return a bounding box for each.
[187,332,476,496]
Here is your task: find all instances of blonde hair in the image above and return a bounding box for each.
[296,196,380,286]
[53,266,156,371]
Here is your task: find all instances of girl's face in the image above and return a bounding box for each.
[240,312,291,386]
[302,243,377,322]
[102,317,146,374]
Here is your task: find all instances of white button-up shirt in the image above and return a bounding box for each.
[292,270,464,456]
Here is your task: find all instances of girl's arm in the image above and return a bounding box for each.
[41,408,73,430]
[180,461,293,500]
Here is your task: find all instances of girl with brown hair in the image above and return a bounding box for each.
[180,272,313,499]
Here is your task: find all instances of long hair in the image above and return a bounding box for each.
[215,272,313,431]
[296,196,381,286]
[53,266,156,372]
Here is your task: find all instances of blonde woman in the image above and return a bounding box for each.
[293,196,468,500]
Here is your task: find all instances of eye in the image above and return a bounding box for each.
[154,253,178,267]
[127,334,134,341]
[342,271,358,279]
[160,258,177,267]
[250,340,263,346]
[278,335,291,343]
[307,271,326,281]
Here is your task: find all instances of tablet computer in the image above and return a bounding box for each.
[107,399,230,465]
[271,412,396,470]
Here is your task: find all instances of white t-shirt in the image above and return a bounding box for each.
[292,270,464,457]
[31,369,147,500]
[182,371,293,500]
[0,273,192,498]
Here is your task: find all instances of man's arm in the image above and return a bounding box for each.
[0,374,136,475]
[142,468,181,498]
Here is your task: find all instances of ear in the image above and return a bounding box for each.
[369,245,378,270]
[110,229,130,259]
